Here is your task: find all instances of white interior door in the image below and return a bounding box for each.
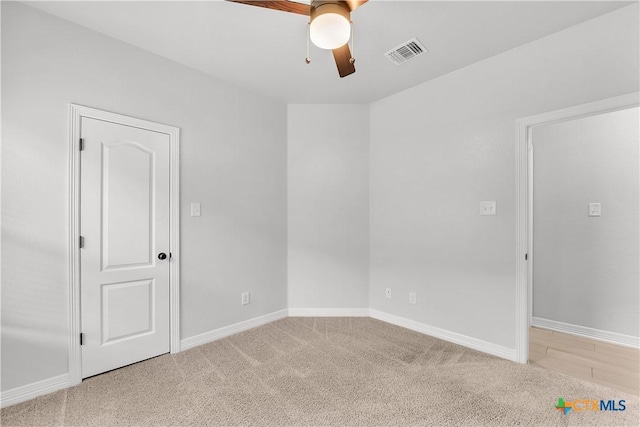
[80,117,170,378]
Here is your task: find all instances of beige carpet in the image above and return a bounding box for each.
[2,317,638,426]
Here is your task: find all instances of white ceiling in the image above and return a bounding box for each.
[26,0,633,103]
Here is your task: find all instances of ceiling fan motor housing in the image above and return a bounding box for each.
[310,1,352,50]
[310,1,351,22]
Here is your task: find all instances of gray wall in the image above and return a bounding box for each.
[287,104,369,309]
[369,4,639,349]
[1,2,287,391]
[532,107,639,337]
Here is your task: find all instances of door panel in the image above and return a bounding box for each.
[102,143,154,269]
[80,117,170,378]
[101,279,154,344]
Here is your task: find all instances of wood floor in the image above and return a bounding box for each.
[529,327,639,395]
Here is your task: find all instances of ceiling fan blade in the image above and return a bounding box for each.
[344,0,368,12]
[332,44,356,78]
[227,1,310,16]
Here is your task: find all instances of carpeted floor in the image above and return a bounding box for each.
[2,317,638,426]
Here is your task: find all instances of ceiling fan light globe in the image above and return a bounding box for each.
[310,13,351,50]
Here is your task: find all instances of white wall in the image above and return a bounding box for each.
[1,2,287,391]
[287,105,369,310]
[369,5,639,349]
[532,107,639,337]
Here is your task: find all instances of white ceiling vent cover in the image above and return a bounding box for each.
[385,38,428,65]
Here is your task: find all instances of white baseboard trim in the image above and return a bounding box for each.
[3,310,290,407]
[288,308,370,317]
[531,317,639,348]
[2,308,525,408]
[180,309,289,351]
[1,374,69,409]
[370,309,517,362]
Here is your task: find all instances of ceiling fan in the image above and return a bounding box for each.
[228,1,369,78]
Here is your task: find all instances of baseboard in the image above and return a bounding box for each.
[370,309,517,362]
[1,374,69,409]
[2,308,521,408]
[2,310,289,407]
[288,308,370,317]
[531,317,639,348]
[180,309,289,351]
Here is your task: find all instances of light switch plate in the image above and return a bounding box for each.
[480,201,496,216]
[191,203,201,217]
[588,203,601,217]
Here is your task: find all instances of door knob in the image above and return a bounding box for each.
[158,252,167,260]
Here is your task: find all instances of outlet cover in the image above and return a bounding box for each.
[588,203,601,217]
[191,203,201,217]
[409,292,417,304]
[241,292,250,305]
[480,201,496,216]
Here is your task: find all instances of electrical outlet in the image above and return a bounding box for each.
[385,288,391,298]
[241,292,250,305]
[409,292,416,304]
[588,203,601,217]
[480,201,496,216]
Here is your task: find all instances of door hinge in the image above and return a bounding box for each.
[80,333,84,345]
[79,236,84,248]
[79,138,84,151]
[525,253,528,261]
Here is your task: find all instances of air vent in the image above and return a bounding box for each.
[385,38,428,65]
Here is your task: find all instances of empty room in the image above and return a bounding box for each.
[1,0,639,425]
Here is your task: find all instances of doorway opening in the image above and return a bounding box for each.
[516,92,639,362]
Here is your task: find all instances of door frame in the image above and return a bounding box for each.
[68,104,181,385]
[514,92,639,363]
